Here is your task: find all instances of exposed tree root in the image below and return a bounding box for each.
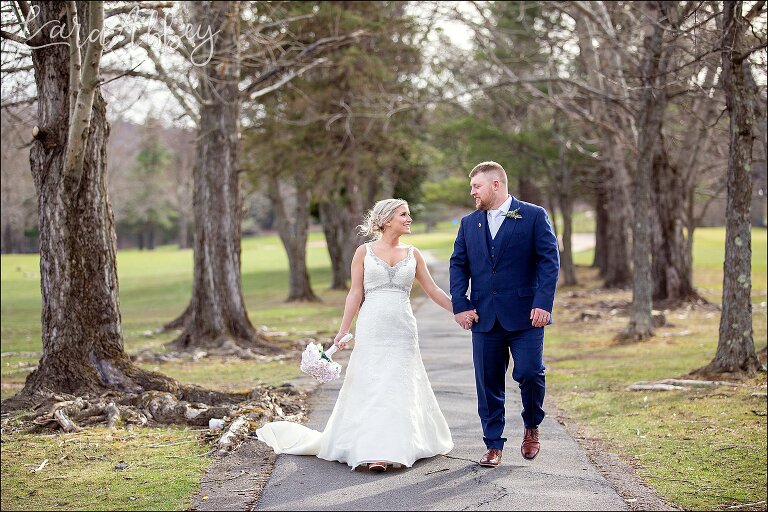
[689,362,764,381]
[1,383,307,455]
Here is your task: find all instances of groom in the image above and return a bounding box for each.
[450,161,559,467]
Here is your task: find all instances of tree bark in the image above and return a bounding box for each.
[554,128,577,286]
[10,1,178,403]
[592,180,608,272]
[318,175,366,290]
[573,12,632,288]
[651,135,701,304]
[168,1,277,354]
[602,147,633,289]
[267,175,320,302]
[319,200,351,290]
[178,213,189,249]
[696,0,761,376]
[624,1,672,341]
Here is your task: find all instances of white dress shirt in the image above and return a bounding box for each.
[487,195,512,240]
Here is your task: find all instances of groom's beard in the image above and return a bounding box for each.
[475,197,492,211]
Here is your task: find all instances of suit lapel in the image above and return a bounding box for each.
[492,196,521,267]
[472,210,493,267]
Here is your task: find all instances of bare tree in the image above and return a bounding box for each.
[266,175,319,302]
[0,1,176,403]
[165,1,279,354]
[0,3,303,433]
[622,2,678,341]
[695,0,764,377]
[139,2,364,348]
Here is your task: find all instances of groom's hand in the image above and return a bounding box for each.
[530,308,551,328]
[454,310,479,330]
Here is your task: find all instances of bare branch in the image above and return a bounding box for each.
[62,1,105,198]
[134,39,200,124]
[744,1,766,23]
[0,29,26,45]
[104,2,175,17]
[242,29,367,99]
[1,95,36,109]
[249,58,327,100]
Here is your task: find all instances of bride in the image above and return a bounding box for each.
[256,198,460,472]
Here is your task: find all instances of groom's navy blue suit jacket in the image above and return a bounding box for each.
[449,196,560,332]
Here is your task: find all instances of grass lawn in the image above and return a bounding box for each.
[559,227,767,510]
[1,225,766,510]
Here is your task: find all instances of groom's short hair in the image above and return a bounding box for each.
[469,161,508,186]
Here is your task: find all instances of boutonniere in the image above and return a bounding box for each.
[505,208,522,220]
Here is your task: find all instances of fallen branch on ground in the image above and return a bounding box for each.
[627,378,735,391]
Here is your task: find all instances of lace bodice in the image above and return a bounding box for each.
[364,243,416,296]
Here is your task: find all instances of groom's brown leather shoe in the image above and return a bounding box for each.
[479,448,502,467]
[521,427,540,460]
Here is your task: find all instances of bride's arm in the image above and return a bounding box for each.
[413,248,453,314]
[334,245,366,348]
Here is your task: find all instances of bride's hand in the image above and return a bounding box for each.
[334,332,351,350]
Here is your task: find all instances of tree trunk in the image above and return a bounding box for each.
[696,0,761,376]
[319,201,350,290]
[602,145,633,288]
[624,2,671,341]
[168,1,277,354]
[519,174,543,205]
[267,175,320,302]
[558,191,577,286]
[318,175,366,290]
[11,1,177,403]
[147,223,155,250]
[554,121,577,286]
[547,194,559,241]
[746,65,767,228]
[651,136,700,304]
[592,181,608,272]
[178,212,189,249]
[573,11,632,287]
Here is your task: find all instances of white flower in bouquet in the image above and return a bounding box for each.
[299,335,351,383]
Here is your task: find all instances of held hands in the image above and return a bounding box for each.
[530,308,551,328]
[454,309,479,330]
[334,332,352,350]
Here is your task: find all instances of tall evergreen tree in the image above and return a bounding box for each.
[245,1,425,290]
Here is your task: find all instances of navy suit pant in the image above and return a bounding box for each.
[472,319,546,450]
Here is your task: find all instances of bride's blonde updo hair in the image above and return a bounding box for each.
[358,198,409,240]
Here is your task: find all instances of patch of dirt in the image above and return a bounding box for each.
[191,437,277,512]
[189,375,320,511]
[548,401,676,511]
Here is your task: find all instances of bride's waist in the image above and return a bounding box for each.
[360,293,412,310]
[364,287,412,297]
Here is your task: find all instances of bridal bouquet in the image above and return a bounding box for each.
[300,334,352,383]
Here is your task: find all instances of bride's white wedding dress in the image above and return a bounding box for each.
[255,243,453,469]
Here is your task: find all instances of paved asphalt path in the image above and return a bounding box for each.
[256,246,627,510]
